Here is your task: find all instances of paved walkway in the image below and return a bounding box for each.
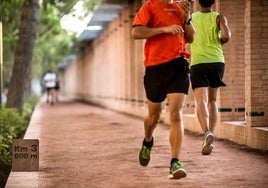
[6,97,268,188]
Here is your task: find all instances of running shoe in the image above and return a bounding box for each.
[169,161,187,179]
[202,130,214,155]
[139,145,151,166]
[211,142,214,149]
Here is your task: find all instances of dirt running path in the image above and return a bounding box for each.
[7,97,268,188]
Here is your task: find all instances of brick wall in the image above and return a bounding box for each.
[60,0,268,149]
[216,0,246,122]
[245,0,268,127]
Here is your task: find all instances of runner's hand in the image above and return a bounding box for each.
[176,0,191,21]
[165,24,184,35]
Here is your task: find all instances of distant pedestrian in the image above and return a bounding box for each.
[43,69,57,105]
[132,0,195,179]
[54,79,60,102]
[190,0,231,155]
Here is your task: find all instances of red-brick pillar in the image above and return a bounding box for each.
[132,0,146,105]
[122,8,131,102]
[129,1,137,104]
[245,0,268,127]
[217,0,247,122]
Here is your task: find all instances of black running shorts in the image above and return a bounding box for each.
[143,57,190,103]
[190,63,227,90]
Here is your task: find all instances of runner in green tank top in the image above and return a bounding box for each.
[190,0,231,155]
[191,11,224,65]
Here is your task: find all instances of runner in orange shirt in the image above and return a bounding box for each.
[132,0,195,179]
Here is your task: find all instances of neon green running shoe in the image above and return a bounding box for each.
[169,161,187,179]
[139,145,151,166]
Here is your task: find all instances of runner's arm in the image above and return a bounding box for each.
[184,21,195,43]
[132,25,184,39]
[217,14,231,44]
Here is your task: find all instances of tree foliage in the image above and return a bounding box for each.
[1,0,24,88]
[2,0,101,87]
[33,2,77,80]
[2,0,101,112]
[6,0,42,113]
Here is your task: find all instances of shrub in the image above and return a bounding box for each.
[0,95,39,187]
[0,107,28,164]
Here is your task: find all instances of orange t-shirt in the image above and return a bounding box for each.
[133,0,190,67]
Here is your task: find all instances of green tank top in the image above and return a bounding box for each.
[190,11,224,66]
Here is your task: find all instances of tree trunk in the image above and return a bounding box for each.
[6,0,42,113]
